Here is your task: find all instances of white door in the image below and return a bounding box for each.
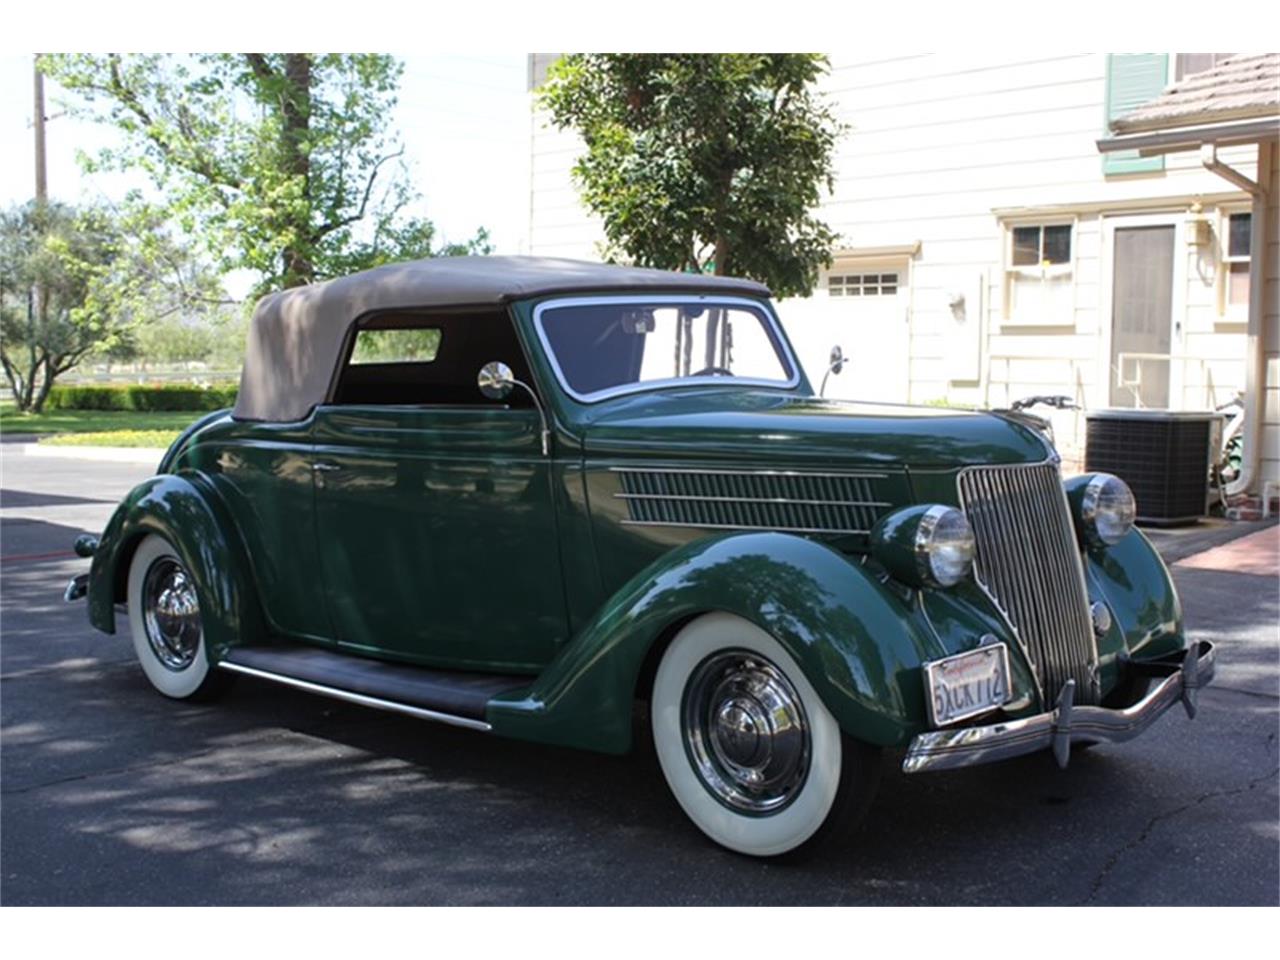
[777,264,911,403]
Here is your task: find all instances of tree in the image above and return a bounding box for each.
[539,54,843,298]
[0,201,223,411]
[42,54,489,294]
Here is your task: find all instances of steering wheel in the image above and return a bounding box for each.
[690,366,734,377]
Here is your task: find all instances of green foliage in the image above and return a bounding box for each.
[539,54,843,298]
[128,305,248,367]
[0,200,224,412]
[44,382,238,412]
[0,401,201,437]
[43,54,491,293]
[350,327,441,364]
[39,428,182,448]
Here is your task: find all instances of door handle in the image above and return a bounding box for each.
[312,462,341,473]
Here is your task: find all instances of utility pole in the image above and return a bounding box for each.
[33,54,47,207]
[32,54,49,396]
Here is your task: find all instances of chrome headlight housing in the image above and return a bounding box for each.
[871,504,976,588]
[1079,473,1136,546]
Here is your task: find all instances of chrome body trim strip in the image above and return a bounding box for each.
[902,641,1214,774]
[614,492,891,508]
[532,294,803,405]
[216,661,494,732]
[607,466,889,480]
[620,519,870,535]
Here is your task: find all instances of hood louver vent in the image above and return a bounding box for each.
[613,467,890,536]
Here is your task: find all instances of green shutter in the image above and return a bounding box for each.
[1104,53,1169,175]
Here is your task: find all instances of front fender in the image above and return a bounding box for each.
[87,472,263,662]
[487,531,946,754]
[1085,527,1185,692]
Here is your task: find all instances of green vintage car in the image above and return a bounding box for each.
[68,256,1214,857]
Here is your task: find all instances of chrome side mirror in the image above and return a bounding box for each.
[478,361,515,400]
[819,345,845,397]
[477,360,551,455]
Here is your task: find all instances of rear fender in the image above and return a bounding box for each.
[486,531,942,754]
[87,472,263,662]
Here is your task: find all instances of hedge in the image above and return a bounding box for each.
[46,383,239,412]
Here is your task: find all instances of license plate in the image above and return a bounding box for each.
[923,643,1012,727]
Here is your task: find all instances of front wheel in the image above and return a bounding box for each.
[651,613,880,857]
[126,534,228,700]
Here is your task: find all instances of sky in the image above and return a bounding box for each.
[0,54,534,297]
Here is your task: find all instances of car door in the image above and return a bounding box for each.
[311,309,568,673]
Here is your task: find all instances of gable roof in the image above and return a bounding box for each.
[1113,53,1280,133]
[232,256,773,422]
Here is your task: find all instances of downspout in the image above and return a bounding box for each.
[1200,143,1270,497]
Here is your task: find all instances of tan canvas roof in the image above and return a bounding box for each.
[1113,53,1280,133]
[232,255,772,422]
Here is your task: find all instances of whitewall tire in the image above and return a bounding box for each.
[651,612,880,857]
[127,534,221,700]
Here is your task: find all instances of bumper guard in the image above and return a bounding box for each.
[902,641,1215,774]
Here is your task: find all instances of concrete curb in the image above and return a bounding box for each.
[8,443,161,465]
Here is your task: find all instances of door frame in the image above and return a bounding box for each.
[1099,212,1188,409]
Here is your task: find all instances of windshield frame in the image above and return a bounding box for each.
[531,294,802,405]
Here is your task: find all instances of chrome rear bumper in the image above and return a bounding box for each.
[902,641,1215,774]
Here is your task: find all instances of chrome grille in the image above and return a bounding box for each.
[957,461,1099,704]
[614,467,889,536]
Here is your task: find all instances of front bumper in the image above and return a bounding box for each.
[902,641,1215,773]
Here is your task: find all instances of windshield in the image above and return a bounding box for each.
[535,296,797,402]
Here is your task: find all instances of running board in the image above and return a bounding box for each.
[218,643,532,732]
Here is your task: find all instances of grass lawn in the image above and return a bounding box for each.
[0,404,202,448]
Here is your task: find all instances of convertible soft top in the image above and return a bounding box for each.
[233,255,772,422]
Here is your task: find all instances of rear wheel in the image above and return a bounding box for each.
[127,534,228,700]
[651,613,880,857]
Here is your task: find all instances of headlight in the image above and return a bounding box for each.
[1079,473,1136,546]
[871,504,975,588]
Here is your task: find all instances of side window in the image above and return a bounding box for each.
[349,328,441,364]
[331,311,536,407]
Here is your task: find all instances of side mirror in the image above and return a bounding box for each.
[819,345,845,398]
[478,361,515,400]
[828,345,845,376]
[477,360,551,456]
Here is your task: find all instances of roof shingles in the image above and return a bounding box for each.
[1114,53,1280,133]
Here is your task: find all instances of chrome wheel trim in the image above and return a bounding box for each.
[681,650,811,815]
[141,557,202,672]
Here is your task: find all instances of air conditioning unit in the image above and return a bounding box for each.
[1085,410,1224,526]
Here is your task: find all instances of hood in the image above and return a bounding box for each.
[580,389,1050,468]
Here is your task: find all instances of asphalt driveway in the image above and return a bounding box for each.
[2,448,1276,905]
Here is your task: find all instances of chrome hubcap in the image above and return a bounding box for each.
[682,650,810,814]
[142,558,201,671]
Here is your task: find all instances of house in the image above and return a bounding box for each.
[525,53,1279,498]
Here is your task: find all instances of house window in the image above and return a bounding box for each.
[1224,211,1251,310]
[1011,225,1072,267]
[1003,222,1075,325]
[829,273,899,297]
[1175,53,1234,81]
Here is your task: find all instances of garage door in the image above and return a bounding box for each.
[780,265,911,404]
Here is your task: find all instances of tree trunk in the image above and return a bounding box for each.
[280,54,314,287]
[30,357,54,413]
[712,235,729,276]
